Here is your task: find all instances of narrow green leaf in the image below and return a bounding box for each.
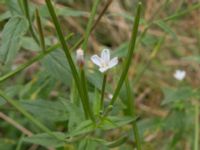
[23,132,66,148]
[100,116,137,130]
[0,16,28,64]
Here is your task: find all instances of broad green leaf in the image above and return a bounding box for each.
[21,37,40,51]
[111,42,129,58]
[0,97,6,106]
[5,0,22,15]
[66,101,84,132]
[163,110,186,131]
[41,49,72,85]
[23,132,65,148]
[0,16,28,64]
[100,116,136,130]
[20,99,68,122]
[161,86,196,105]
[0,11,11,22]
[0,84,22,106]
[87,71,103,90]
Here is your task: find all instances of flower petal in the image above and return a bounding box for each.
[91,55,102,67]
[101,49,110,62]
[108,57,118,68]
[174,70,186,81]
[99,66,109,73]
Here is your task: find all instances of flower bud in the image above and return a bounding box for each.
[76,48,85,68]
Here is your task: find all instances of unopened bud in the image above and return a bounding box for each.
[76,48,85,68]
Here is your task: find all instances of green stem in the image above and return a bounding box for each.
[162,3,200,22]
[45,0,92,120]
[125,79,141,150]
[0,34,73,83]
[78,0,101,121]
[35,9,46,52]
[80,70,95,121]
[22,0,39,44]
[0,90,63,141]
[106,2,141,112]
[82,0,101,52]
[100,74,107,111]
[16,134,25,150]
[194,103,199,150]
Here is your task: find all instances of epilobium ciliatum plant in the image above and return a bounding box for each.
[0,0,142,149]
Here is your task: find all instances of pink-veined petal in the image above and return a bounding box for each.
[109,57,118,68]
[91,55,102,67]
[101,49,110,62]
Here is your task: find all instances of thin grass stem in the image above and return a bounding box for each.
[22,0,39,44]
[82,0,101,52]
[194,103,199,150]
[35,9,46,52]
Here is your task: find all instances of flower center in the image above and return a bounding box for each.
[101,61,108,68]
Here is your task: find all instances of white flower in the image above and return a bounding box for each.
[173,70,186,81]
[91,49,118,73]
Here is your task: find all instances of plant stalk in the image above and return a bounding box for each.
[194,103,199,150]
[105,2,142,114]
[45,0,93,120]
[35,9,46,52]
[100,74,107,111]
